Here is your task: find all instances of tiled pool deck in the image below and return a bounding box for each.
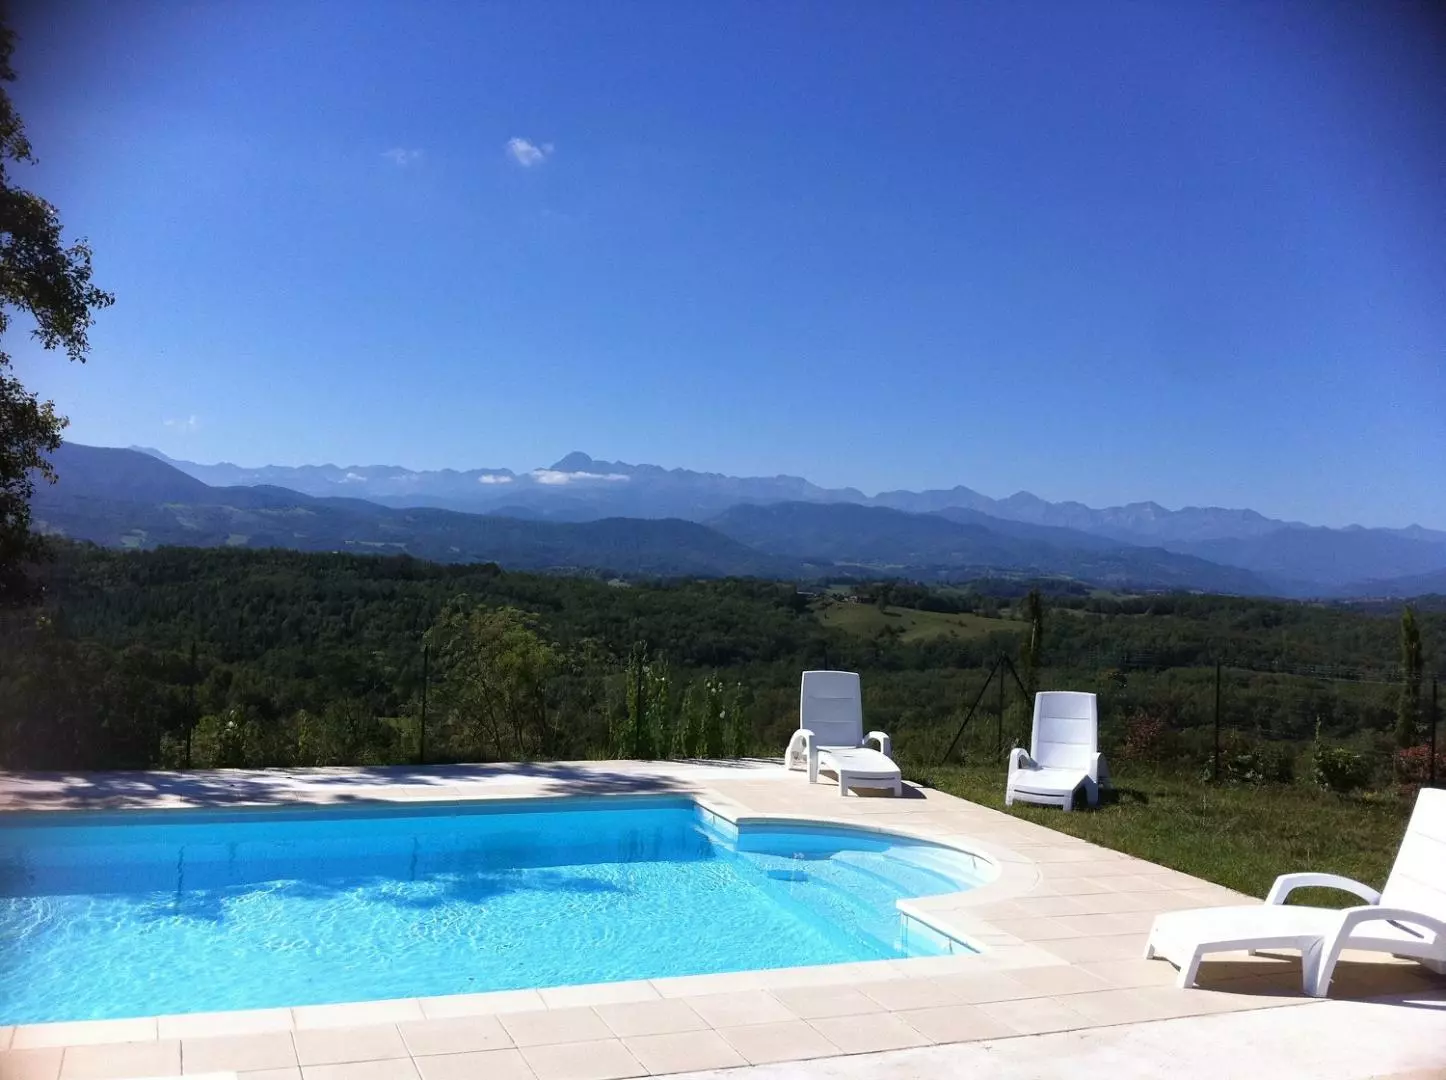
[1,760,1442,1080]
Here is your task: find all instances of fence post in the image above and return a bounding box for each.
[419,644,428,765]
[1213,662,1222,784]
[1432,676,1439,788]
[996,654,1005,758]
[940,657,1001,765]
[635,644,646,758]
[185,641,197,770]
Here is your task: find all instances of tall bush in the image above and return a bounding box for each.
[1311,721,1371,794]
[675,679,703,759]
[1396,606,1423,749]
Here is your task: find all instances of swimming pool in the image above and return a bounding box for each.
[0,796,988,1024]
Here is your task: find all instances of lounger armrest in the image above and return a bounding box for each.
[1089,752,1109,786]
[864,730,892,758]
[1264,872,1382,907]
[1007,747,1034,776]
[1328,905,1446,944]
[785,728,816,773]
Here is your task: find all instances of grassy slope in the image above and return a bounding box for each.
[902,762,1414,903]
[818,603,1019,643]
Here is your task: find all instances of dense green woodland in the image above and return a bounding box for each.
[0,544,1439,775]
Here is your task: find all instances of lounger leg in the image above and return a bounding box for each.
[1312,939,1344,999]
[1143,917,1163,961]
[1179,949,1203,989]
[1301,940,1325,998]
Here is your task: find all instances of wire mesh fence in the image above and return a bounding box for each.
[926,651,1442,792]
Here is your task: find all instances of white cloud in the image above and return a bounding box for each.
[164,415,200,433]
[506,137,554,168]
[477,474,514,485]
[530,469,628,486]
[382,147,423,167]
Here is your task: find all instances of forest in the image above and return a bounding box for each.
[0,543,1440,780]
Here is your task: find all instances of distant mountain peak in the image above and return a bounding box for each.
[1000,491,1051,509]
[549,451,599,472]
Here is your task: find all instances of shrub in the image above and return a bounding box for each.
[723,682,751,757]
[700,674,728,758]
[1312,745,1372,795]
[1205,741,1294,785]
[1394,744,1441,792]
[676,679,704,759]
[1120,709,1167,762]
[189,709,250,768]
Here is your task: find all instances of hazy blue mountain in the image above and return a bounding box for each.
[36,447,798,578]
[1338,567,1446,598]
[1166,527,1446,592]
[50,443,214,503]
[708,502,1275,594]
[35,445,1264,592]
[870,485,998,515]
[988,496,1290,545]
[1366,524,1446,546]
[874,487,1288,543]
[121,444,1446,590]
[133,446,519,502]
[711,502,1045,568]
[134,447,865,521]
[929,506,1126,552]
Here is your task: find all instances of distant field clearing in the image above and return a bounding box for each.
[816,603,1018,642]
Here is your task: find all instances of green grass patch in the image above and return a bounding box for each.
[902,761,1414,903]
[818,603,1018,643]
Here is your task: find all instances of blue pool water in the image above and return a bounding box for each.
[0,797,985,1024]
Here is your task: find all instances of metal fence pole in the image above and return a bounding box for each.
[419,644,428,765]
[1213,662,1222,784]
[1432,676,1439,788]
[940,656,1001,765]
[996,655,1005,759]
[185,641,197,770]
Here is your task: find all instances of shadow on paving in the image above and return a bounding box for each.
[0,760,759,810]
[1196,953,1446,1002]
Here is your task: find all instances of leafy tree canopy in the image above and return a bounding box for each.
[0,21,113,604]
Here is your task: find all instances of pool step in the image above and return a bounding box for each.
[746,855,932,957]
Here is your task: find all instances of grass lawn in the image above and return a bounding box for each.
[818,603,1019,643]
[902,761,1417,904]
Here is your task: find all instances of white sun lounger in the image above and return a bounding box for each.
[1145,787,1446,996]
[1005,691,1107,810]
[786,670,902,796]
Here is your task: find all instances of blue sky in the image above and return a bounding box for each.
[8,1,1445,527]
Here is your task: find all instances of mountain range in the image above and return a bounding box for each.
[27,444,1446,597]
